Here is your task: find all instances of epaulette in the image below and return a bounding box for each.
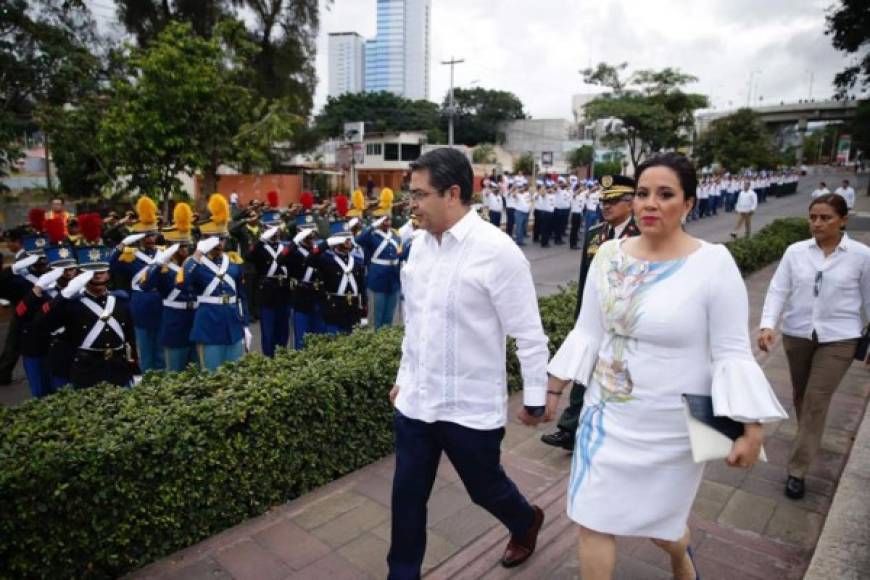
[227,251,244,265]
[118,247,137,263]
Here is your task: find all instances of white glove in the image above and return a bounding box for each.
[260,226,279,243]
[244,327,253,352]
[372,216,387,229]
[121,233,147,246]
[36,268,65,290]
[12,254,39,275]
[293,229,312,245]
[159,243,180,265]
[196,237,220,254]
[61,270,94,298]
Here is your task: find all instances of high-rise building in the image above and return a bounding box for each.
[328,32,366,97]
[365,0,430,100]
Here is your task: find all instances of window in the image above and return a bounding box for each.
[384,143,399,161]
[366,143,383,156]
[400,143,421,161]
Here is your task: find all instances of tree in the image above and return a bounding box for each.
[825,0,870,97]
[114,0,322,127]
[581,63,708,169]
[315,91,442,139]
[443,87,526,146]
[567,145,595,170]
[514,152,536,176]
[0,0,101,191]
[472,143,496,164]
[99,21,300,214]
[695,109,778,172]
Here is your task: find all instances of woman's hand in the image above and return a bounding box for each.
[726,423,764,468]
[757,328,776,353]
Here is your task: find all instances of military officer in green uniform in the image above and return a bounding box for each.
[541,175,641,451]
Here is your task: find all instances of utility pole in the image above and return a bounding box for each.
[441,57,464,146]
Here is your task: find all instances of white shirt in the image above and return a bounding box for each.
[585,190,601,211]
[571,190,587,213]
[760,233,870,342]
[535,192,554,212]
[697,184,709,200]
[735,189,758,213]
[485,191,504,213]
[395,210,549,429]
[834,186,856,209]
[514,192,531,213]
[230,192,239,204]
[505,192,517,210]
[554,188,573,210]
[811,188,830,199]
[612,216,632,239]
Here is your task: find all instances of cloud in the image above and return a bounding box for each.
[313,0,852,120]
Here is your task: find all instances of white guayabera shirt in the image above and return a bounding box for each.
[395,210,549,430]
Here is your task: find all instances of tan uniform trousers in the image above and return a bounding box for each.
[782,334,858,478]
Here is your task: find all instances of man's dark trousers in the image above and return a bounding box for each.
[388,412,535,580]
[557,382,587,434]
[505,207,515,241]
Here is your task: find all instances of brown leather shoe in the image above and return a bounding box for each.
[501,505,545,568]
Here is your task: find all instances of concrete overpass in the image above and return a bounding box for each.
[696,99,860,133]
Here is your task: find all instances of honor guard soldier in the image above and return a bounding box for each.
[110,196,164,372]
[281,225,322,349]
[541,174,640,451]
[139,202,198,371]
[229,200,263,321]
[179,194,249,371]
[311,230,366,335]
[39,245,137,389]
[355,215,402,329]
[249,209,292,357]
[18,238,80,396]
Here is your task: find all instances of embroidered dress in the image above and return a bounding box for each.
[549,239,786,540]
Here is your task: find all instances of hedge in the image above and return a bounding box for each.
[0,218,809,578]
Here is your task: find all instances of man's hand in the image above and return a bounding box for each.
[757,328,776,353]
[389,385,400,406]
[516,393,560,427]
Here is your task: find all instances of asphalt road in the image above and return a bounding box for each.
[1,170,864,406]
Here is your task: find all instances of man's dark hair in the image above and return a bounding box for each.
[810,193,848,218]
[409,148,474,205]
[634,152,698,200]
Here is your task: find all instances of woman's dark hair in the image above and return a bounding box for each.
[809,193,848,218]
[634,152,698,200]
[409,148,474,205]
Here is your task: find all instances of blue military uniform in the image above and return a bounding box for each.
[140,261,197,371]
[249,211,292,357]
[310,234,366,335]
[355,224,402,329]
[110,246,163,371]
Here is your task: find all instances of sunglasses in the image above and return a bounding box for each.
[814,271,823,297]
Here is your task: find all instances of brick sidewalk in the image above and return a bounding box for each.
[129,239,870,580]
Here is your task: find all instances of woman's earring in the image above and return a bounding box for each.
[681,213,688,225]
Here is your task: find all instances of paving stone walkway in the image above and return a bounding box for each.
[129,234,870,580]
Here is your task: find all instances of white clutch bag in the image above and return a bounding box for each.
[682,394,767,464]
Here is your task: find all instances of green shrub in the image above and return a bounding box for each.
[0,218,808,578]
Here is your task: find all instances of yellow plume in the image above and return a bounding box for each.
[352,189,365,210]
[207,194,229,226]
[173,202,193,235]
[379,187,394,208]
[136,196,158,225]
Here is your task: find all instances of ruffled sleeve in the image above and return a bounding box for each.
[707,244,787,423]
[711,358,787,423]
[548,252,605,384]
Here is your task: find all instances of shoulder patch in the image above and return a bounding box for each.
[227,251,244,265]
[119,247,137,263]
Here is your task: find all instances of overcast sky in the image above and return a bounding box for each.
[314,0,854,118]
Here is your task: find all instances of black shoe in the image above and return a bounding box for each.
[785,476,805,500]
[541,430,574,450]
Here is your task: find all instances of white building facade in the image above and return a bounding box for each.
[328,32,366,97]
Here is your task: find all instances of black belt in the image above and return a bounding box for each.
[78,347,125,360]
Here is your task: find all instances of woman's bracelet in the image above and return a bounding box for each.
[546,390,563,396]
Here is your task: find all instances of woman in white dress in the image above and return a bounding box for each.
[546,153,787,580]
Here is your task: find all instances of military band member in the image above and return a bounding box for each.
[355,215,402,329]
[38,245,138,389]
[140,203,198,371]
[179,194,249,371]
[311,230,366,335]
[110,196,164,372]
[249,210,292,357]
[541,175,640,451]
[281,224,323,349]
